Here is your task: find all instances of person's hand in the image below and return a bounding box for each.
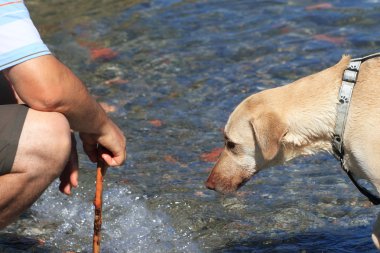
[79,118,126,167]
[59,133,79,195]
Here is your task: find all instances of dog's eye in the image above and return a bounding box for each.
[226,141,236,150]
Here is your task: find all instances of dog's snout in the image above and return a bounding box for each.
[205,178,216,191]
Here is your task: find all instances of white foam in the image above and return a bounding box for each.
[31,181,199,252]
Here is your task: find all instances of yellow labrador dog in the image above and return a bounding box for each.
[205,55,380,248]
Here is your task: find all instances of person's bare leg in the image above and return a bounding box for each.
[0,109,71,228]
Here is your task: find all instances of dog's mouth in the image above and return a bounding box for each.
[237,177,250,189]
[206,175,251,194]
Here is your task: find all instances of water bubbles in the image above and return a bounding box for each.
[29,181,199,252]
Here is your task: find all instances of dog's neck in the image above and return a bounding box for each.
[280,56,351,162]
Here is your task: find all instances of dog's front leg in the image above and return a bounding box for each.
[372,213,380,249]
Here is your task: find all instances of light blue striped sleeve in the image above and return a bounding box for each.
[0,1,51,71]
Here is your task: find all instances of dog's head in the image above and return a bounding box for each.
[205,93,288,193]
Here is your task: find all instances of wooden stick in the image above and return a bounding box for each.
[93,158,108,253]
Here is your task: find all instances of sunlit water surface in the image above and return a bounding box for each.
[2,0,380,252]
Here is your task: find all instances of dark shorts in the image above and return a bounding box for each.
[0,104,28,175]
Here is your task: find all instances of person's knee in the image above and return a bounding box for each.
[14,109,72,181]
[39,111,71,178]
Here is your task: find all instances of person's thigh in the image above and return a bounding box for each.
[0,104,28,175]
[0,108,71,228]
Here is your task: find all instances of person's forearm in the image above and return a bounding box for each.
[5,55,110,135]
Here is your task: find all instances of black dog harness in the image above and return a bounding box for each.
[333,52,380,205]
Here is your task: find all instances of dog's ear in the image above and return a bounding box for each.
[250,112,287,161]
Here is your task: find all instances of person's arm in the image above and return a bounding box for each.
[4,55,126,167]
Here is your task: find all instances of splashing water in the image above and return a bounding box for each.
[30,180,199,252]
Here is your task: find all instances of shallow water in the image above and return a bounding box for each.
[2,0,380,252]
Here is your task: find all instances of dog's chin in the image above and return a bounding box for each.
[214,178,249,194]
[214,186,238,194]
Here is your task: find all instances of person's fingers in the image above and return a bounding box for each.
[98,146,114,166]
[59,166,77,195]
[59,169,77,195]
[98,144,126,166]
[59,182,71,195]
[59,134,79,195]
[101,153,117,166]
[59,161,70,194]
[70,167,79,188]
[59,173,71,195]
[59,181,66,194]
[101,152,125,166]
[69,141,79,188]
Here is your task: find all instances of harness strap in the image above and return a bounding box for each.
[343,160,380,205]
[333,53,380,205]
[332,60,361,157]
[351,52,380,62]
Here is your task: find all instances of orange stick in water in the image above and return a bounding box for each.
[93,157,108,253]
